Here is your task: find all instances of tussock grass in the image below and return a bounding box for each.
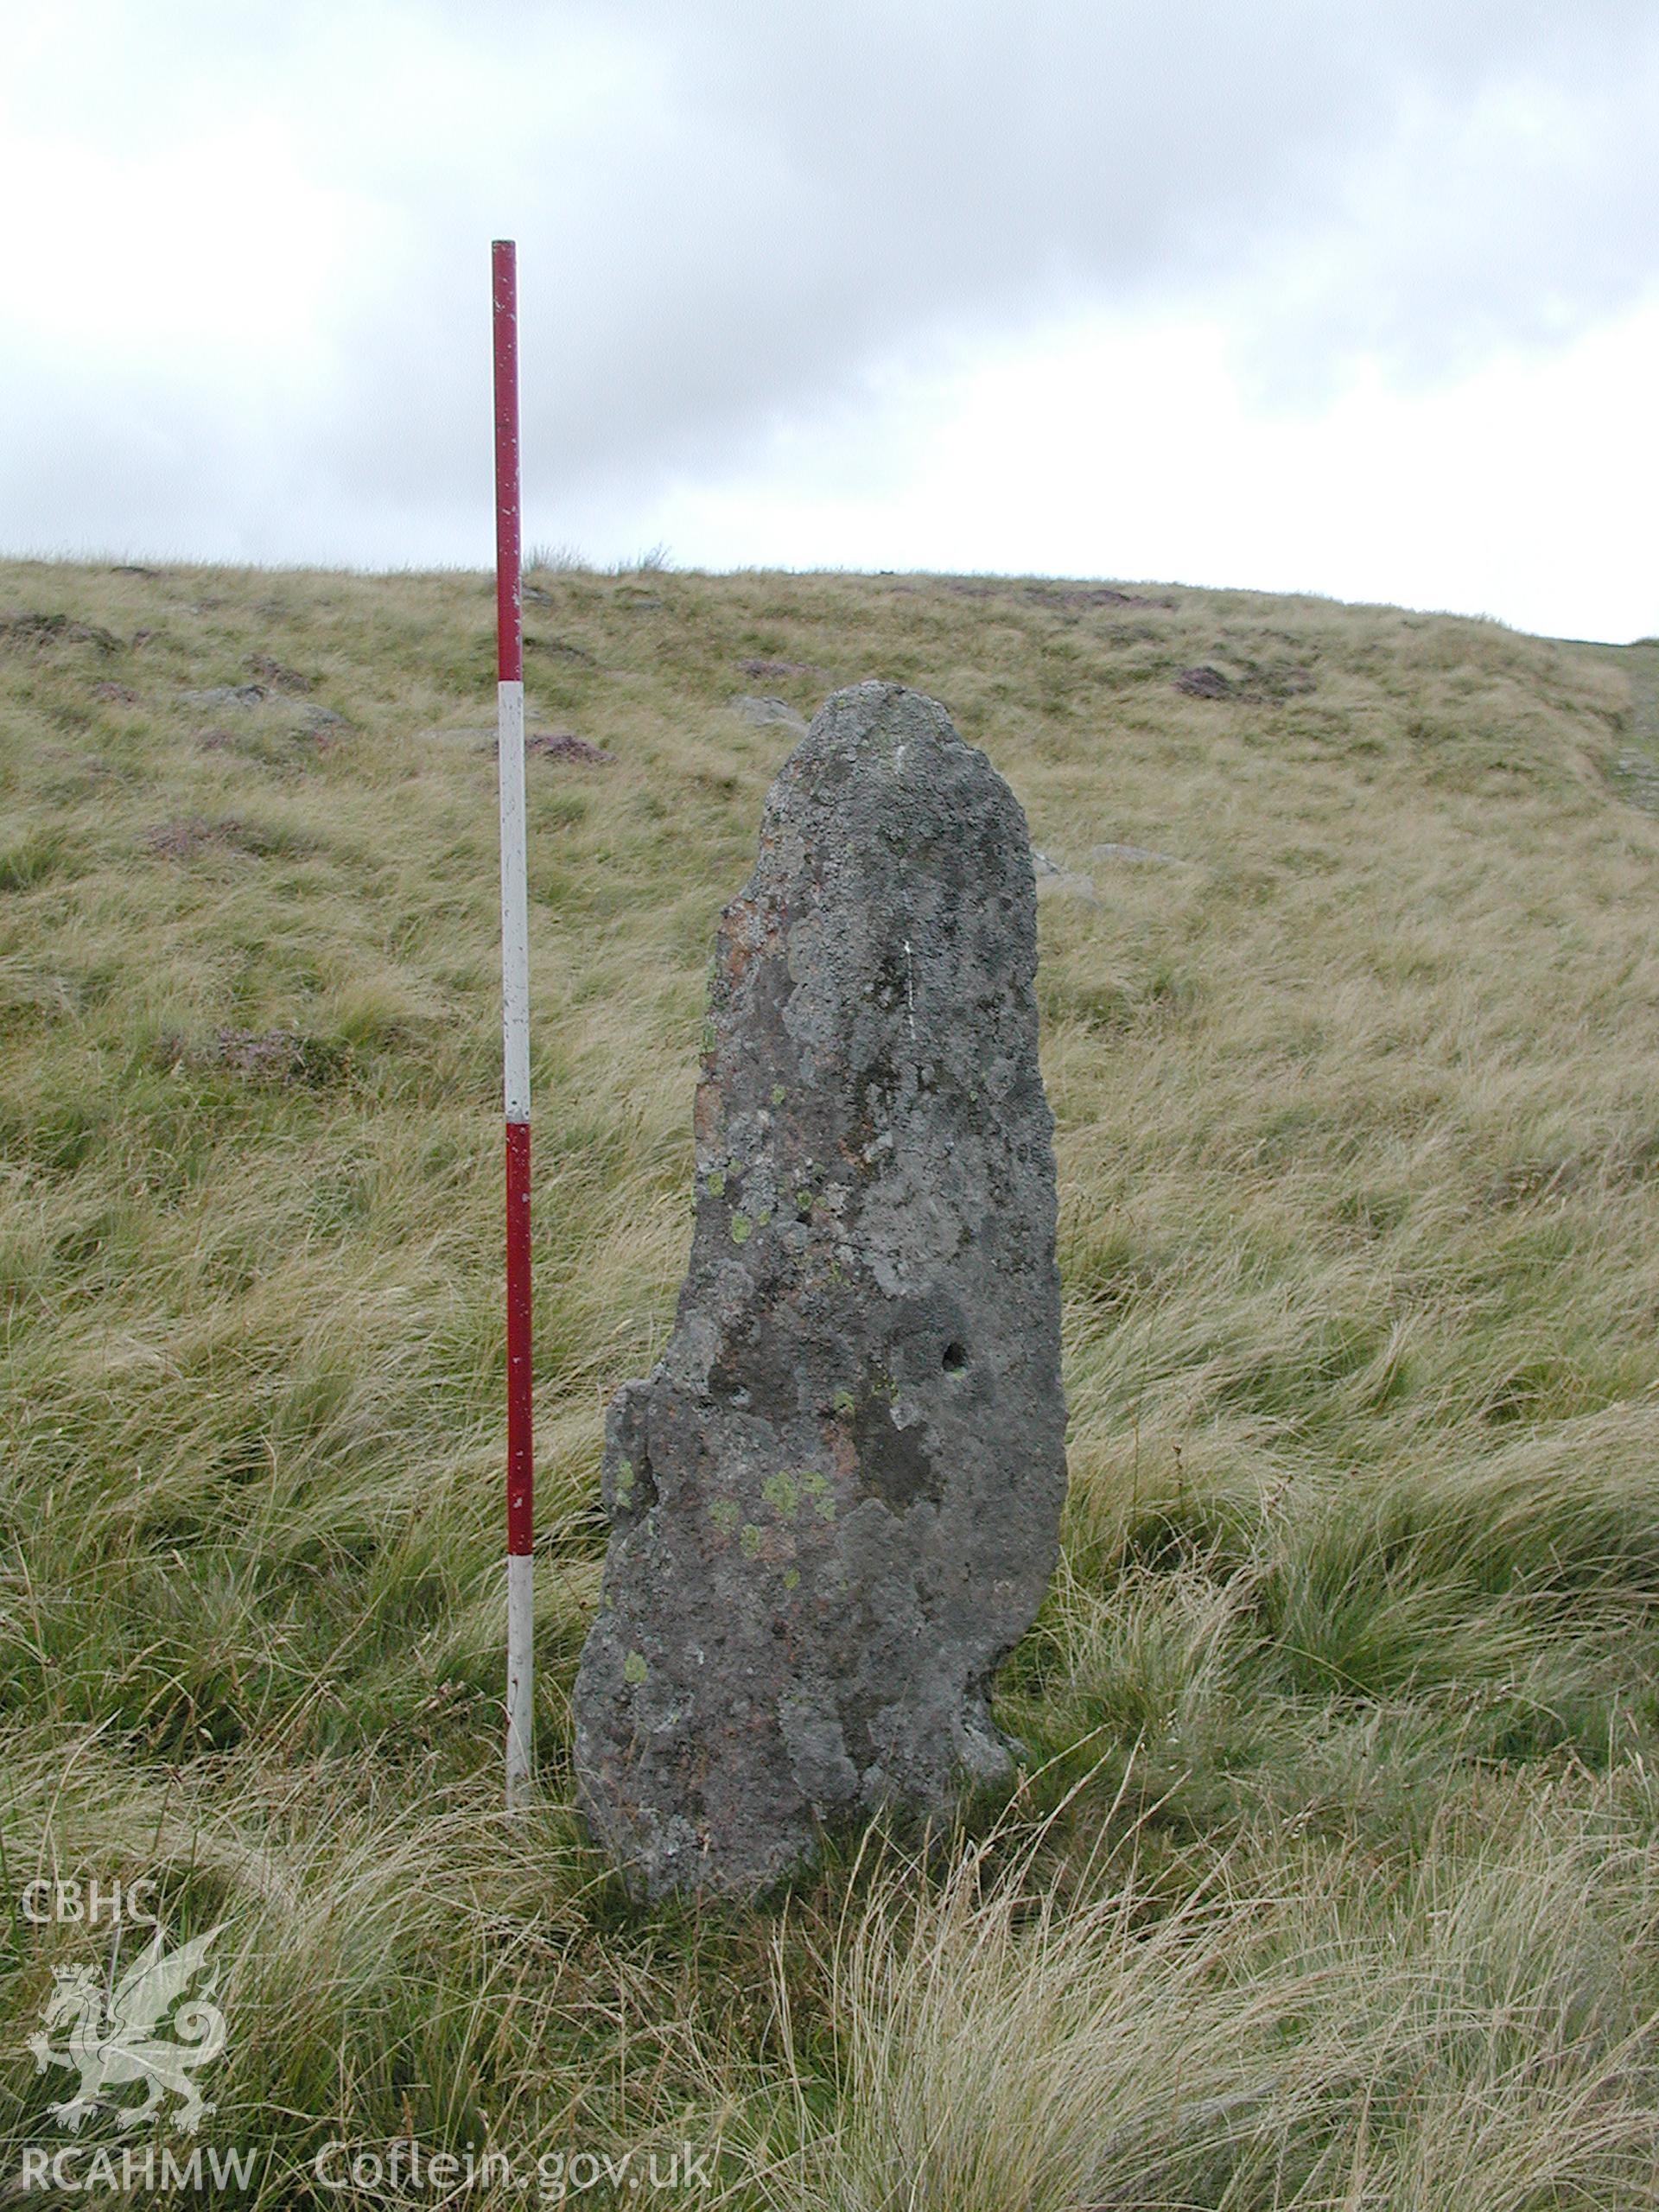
[3,556,1658,2203]
[774,1770,1659,2210]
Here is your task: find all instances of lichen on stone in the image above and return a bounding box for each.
[761,1470,800,1521]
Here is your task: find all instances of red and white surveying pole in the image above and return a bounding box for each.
[493,238,534,1809]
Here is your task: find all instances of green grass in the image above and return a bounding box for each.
[3,556,1659,2204]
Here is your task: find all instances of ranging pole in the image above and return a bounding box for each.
[493,238,534,1809]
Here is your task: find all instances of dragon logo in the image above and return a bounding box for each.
[28,1924,226,2136]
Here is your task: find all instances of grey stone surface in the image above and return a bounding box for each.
[728,692,809,731]
[572,681,1067,1898]
[178,683,267,709]
[1611,749,1659,815]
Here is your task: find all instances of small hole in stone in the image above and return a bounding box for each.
[942,1341,968,1374]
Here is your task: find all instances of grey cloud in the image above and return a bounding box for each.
[312,1,1659,524]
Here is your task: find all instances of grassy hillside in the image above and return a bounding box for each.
[3,557,1659,2206]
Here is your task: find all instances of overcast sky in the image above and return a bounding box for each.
[3,1,1656,639]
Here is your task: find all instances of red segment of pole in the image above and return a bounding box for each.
[494,237,531,1573]
[493,239,523,685]
[505,1121,533,1555]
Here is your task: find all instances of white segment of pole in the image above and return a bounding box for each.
[505,1552,534,1806]
[498,678,531,1125]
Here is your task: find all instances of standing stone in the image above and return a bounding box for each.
[572,682,1067,1897]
